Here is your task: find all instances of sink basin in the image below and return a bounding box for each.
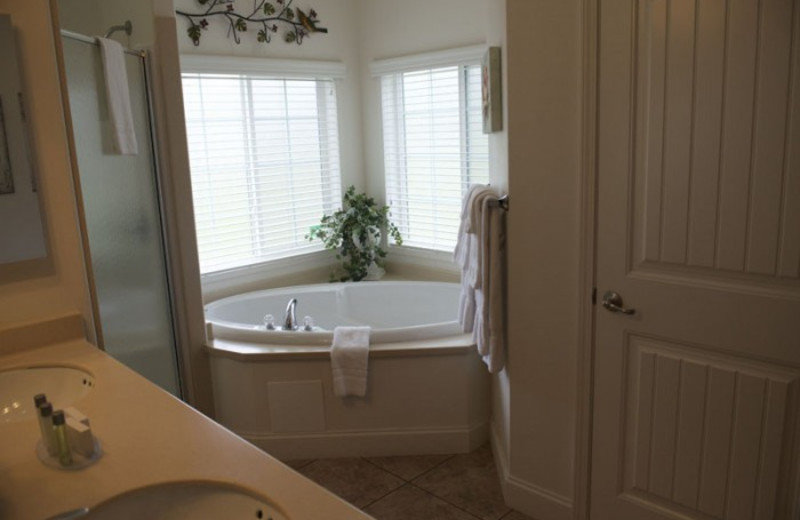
[0,366,95,423]
[85,481,288,520]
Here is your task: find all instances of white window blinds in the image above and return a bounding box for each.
[381,62,489,252]
[182,72,342,275]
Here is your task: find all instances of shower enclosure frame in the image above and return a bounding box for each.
[50,11,186,398]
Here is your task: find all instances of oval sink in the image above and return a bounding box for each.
[0,366,95,423]
[85,481,288,520]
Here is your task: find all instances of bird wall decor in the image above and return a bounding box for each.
[177,0,327,46]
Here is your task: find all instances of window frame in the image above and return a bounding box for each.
[371,46,490,253]
[180,55,346,285]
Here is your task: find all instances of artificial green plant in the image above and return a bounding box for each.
[307,186,402,282]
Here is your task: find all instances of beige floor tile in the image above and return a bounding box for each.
[297,458,404,508]
[282,458,315,470]
[364,484,480,520]
[412,444,510,520]
[366,453,454,480]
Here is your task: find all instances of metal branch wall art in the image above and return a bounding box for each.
[177,0,327,46]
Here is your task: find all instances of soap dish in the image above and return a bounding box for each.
[36,439,102,471]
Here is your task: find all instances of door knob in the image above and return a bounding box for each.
[601,291,636,315]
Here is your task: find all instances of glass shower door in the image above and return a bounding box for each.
[61,37,181,396]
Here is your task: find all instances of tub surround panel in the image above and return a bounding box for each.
[0,339,371,519]
[209,347,490,460]
[250,423,490,461]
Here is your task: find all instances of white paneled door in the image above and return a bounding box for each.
[591,1,800,519]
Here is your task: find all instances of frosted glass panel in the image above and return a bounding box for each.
[62,37,180,396]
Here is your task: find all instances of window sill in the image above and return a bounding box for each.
[201,246,460,302]
[386,245,460,282]
[200,250,338,303]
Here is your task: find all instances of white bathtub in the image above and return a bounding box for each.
[205,281,464,345]
[204,281,489,459]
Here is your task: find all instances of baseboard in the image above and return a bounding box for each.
[238,422,489,460]
[490,423,574,520]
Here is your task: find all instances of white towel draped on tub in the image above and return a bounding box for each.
[97,37,138,155]
[331,326,371,397]
[454,185,507,373]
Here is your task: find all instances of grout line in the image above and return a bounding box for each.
[360,457,410,483]
[405,482,485,520]
[358,480,409,511]
[408,453,457,482]
[361,453,458,483]
[284,458,317,471]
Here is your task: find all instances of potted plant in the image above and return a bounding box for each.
[307,186,403,282]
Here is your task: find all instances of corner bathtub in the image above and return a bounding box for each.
[204,281,489,459]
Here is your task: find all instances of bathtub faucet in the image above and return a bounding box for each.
[283,298,298,331]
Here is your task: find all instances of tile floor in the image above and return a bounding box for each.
[285,444,535,520]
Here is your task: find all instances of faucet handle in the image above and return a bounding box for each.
[303,316,314,331]
[264,314,276,330]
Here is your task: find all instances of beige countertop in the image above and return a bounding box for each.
[0,339,372,519]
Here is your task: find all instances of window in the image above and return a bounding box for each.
[181,58,343,275]
[378,49,489,252]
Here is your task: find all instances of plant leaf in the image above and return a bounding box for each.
[188,25,202,44]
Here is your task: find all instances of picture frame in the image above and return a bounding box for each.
[482,46,502,134]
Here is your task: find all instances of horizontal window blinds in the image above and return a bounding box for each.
[381,64,489,252]
[182,73,341,275]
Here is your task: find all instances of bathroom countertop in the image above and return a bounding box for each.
[0,339,373,519]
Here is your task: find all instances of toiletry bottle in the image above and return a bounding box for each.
[52,410,73,467]
[37,402,58,456]
[33,393,47,409]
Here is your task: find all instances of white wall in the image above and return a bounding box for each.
[485,0,511,484]
[58,0,155,48]
[356,0,490,200]
[502,0,583,517]
[0,1,90,330]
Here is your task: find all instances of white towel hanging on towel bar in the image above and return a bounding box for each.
[97,37,138,155]
[454,184,507,373]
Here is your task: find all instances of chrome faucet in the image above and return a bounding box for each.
[283,298,298,330]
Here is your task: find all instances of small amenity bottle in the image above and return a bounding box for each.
[37,402,58,456]
[52,410,73,467]
[33,393,47,409]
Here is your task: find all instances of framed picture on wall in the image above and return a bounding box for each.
[482,46,502,134]
[0,96,14,195]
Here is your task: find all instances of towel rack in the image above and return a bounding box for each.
[488,194,509,211]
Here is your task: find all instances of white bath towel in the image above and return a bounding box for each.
[471,194,506,373]
[455,186,495,333]
[454,184,487,267]
[97,37,138,155]
[331,326,371,397]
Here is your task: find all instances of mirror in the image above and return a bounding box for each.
[0,15,47,264]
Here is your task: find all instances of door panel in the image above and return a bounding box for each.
[592,1,800,519]
[630,0,800,279]
[620,336,796,518]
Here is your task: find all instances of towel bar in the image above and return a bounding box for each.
[488,195,509,211]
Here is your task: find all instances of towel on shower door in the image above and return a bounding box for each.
[331,326,371,397]
[97,37,138,155]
